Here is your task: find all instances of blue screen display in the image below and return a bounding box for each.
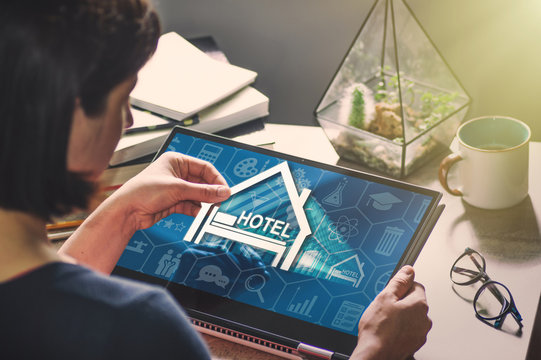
[117,132,434,336]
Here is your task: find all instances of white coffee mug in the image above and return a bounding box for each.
[439,116,530,209]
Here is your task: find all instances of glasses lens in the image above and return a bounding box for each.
[451,251,485,285]
[474,282,511,320]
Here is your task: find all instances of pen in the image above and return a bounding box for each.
[101,184,123,192]
[46,184,124,232]
[47,229,77,241]
[124,121,178,135]
[46,219,84,231]
[124,109,199,135]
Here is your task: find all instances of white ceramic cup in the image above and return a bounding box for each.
[439,116,530,210]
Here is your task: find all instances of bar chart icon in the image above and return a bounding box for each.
[287,287,318,317]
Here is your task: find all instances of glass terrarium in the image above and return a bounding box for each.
[315,0,470,178]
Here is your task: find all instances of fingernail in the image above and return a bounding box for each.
[401,265,414,276]
[217,185,229,198]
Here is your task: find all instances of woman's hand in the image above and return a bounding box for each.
[59,152,231,274]
[351,266,432,360]
[111,152,231,232]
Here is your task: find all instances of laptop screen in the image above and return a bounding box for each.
[114,127,441,355]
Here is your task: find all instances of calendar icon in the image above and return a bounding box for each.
[196,144,223,164]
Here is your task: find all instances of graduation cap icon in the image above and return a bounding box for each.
[367,192,402,211]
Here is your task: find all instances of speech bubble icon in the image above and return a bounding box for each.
[196,265,222,283]
[215,276,229,288]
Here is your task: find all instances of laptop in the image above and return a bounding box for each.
[112,126,444,359]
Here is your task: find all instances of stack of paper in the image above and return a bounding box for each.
[110,89,269,166]
[109,126,170,166]
[111,32,269,166]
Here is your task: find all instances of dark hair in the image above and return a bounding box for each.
[0,0,160,220]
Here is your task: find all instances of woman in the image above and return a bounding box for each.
[0,1,431,359]
[0,1,229,358]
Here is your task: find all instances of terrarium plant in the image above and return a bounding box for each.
[345,71,459,145]
[315,0,470,177]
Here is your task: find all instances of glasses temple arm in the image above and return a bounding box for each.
[452,266,481,279]
[468,254,485,272]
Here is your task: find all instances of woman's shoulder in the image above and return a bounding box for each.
[1,261,211,359]
[56,262,168,301]
[3,261,163,300]
[2,261,174,313]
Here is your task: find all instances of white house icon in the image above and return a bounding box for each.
[325,255,365,288]
[184,162,312,271]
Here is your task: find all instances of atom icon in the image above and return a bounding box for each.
[328,215,359,243]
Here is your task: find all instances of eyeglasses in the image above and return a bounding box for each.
[450,247,523,330]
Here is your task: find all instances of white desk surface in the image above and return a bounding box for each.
[404,141,541,360]
[203,123,541,360]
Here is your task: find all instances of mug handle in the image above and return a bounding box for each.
[438,153,463,196]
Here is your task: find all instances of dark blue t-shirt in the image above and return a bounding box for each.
[0,262,211,359]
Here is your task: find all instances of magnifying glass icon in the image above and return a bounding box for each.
[245,274,266,303]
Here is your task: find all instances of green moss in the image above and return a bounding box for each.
[348,88,365,129]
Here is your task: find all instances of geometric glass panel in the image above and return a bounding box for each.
[316,0,470,177]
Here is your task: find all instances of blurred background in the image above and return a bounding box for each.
[155,0,541,141]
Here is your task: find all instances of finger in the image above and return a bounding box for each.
[178,180,231,204]
[174,200,202,218]
[183,155,228,186]
[384,265,415,300]
[399,282,428,306]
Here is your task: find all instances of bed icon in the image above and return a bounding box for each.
[184,162,312,271]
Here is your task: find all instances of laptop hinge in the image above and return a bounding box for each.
[297,343,333,359]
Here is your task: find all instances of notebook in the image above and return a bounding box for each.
[113,126,444,359]
[129,32,257,122]
[110,86,270,167]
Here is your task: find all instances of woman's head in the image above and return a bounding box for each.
[0,0,161,220]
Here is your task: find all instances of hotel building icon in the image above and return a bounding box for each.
[184,162,312,271]
[325,255,365,288]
